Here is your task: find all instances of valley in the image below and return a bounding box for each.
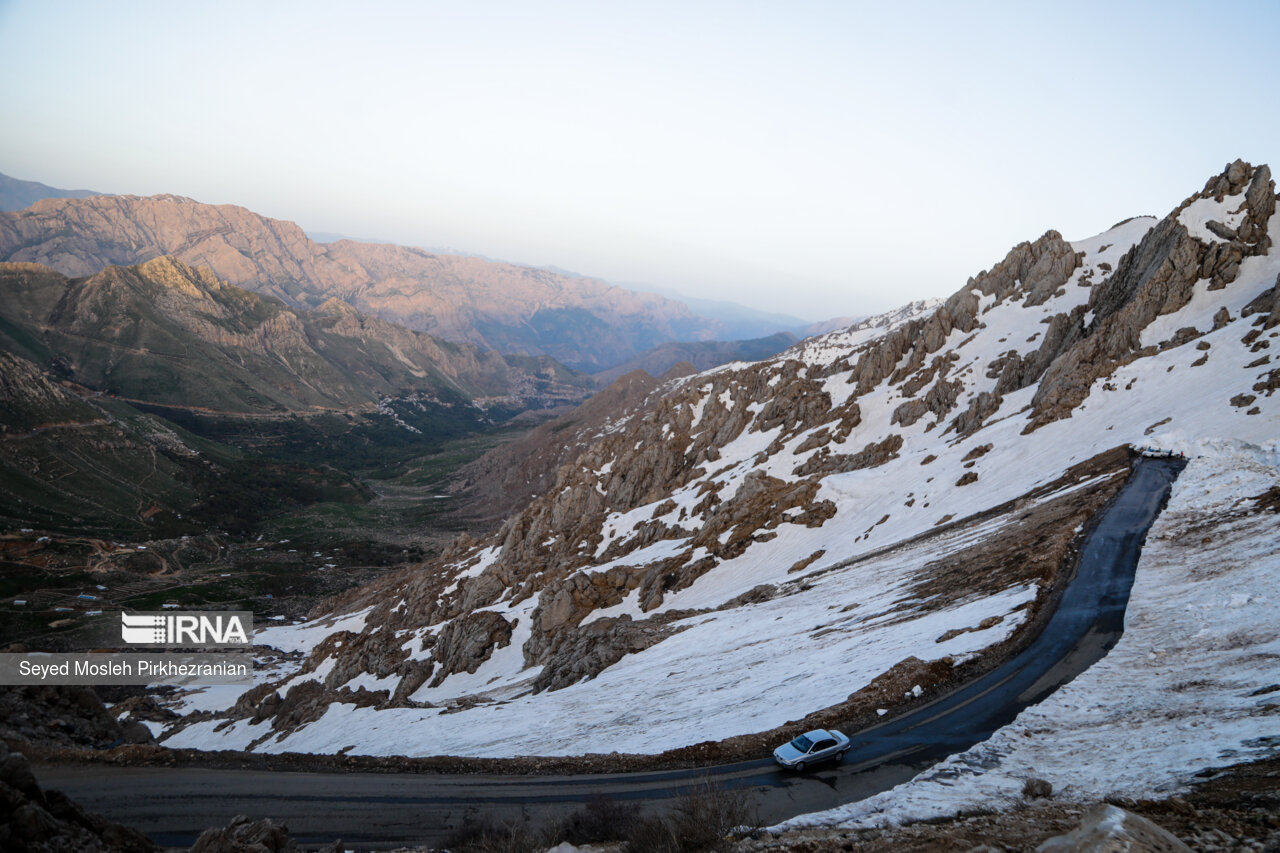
[2,159,1278,852]
[8,4,1280,849]
[0,423,536,650]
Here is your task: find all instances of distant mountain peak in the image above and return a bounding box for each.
[0,170,100,212]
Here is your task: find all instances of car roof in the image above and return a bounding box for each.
[802,729,832,739]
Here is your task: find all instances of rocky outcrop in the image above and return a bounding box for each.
[531,615,680,692]
[0,748,157,852]
[972,229,1081,308]
[794,433,903,476]
[189,814,317,853]
[1242,274,1280,329]
[893,375,963,428]
[837,231,1079,408]
[428,611,514,686]
[1031,161,1276,428]
[948,391,1003,438]
[0,686,152,750]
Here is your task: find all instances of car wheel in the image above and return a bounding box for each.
[794,761,805,772]
[836,749,846,762]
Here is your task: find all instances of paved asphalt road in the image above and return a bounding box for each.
[35,456,1184,849]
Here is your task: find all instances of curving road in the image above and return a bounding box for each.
[35,457,1184,849]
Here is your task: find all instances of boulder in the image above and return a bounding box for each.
[0,748,157,852]
[189,814,298,853]
[1036,804,1191,852]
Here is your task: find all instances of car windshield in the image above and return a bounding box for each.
[789,734,813,752]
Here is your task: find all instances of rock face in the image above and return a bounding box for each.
[1030,161,1275,428]
[0,686,151,750]
[0,257,591,417]
[189,815,300,853]
[0,748,157,852]
[0,194,726,372]
[1036,804,1192,852]
[173,160,1280,753]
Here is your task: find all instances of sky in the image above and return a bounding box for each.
[2,1,1278,321]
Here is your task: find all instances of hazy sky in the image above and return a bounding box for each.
[2,1,1278,320]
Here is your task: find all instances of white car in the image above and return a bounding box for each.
[772,728,850,770]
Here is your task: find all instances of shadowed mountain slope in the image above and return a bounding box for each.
[0,257,591,416]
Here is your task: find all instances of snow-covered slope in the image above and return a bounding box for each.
[163,161,1279,762]
[777,439,1280,827]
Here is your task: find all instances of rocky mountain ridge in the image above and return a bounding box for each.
[0,256,591,418]
[0,194,736,372]
[159,161,1280,762]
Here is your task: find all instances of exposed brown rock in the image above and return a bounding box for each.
[794,433,903,476]
[428,612,514,686]
[189,814,298,853]
[963,443,994,462]
[787,551,826,574]
[0,747,157,852]
[531,614,682,692]
[1242,274,1280,329]
[949,392,1004,438]
[1030,161,1275,429]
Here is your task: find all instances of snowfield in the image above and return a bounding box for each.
[777,441,1280,830]
[167,520,1043,756]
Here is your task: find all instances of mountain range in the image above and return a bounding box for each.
[591,332,798,385]
[0,189,801,373]
[155,160,1280,768]
[0,172,99,212]
[0,256,589,417]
